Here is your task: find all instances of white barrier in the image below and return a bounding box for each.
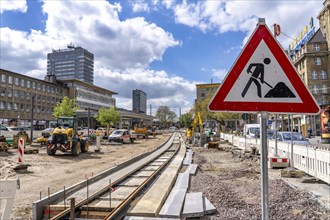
[221,133,330,184]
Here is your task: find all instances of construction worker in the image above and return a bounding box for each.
[186,127,192,145]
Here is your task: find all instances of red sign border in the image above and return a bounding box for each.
[208,24,320,114]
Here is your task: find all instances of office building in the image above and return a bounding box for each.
[47,44,94,84]
[0,69,117,129]
[288,14,330,136]
[132,90,147,114]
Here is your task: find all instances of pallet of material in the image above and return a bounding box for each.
[24,148,39,154]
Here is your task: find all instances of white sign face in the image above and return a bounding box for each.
[224,40,302,103]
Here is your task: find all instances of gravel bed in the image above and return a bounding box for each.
[189,147,329,220]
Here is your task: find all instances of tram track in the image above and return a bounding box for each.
[33,132,181,220]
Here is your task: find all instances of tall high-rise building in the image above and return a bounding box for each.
[132,89,147,114]
[47,44,94,84]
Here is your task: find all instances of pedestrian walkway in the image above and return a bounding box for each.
[268,169,330,211]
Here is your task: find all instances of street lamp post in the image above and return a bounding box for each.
[88,107,90,137]
[30,94,35,141]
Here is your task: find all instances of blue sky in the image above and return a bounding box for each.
[0,0,324,115]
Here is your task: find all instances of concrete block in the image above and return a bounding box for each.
[185,164,198,175]
[182,192,204,218]
[159,187,187,218]
[203,196,216,215]
[174,173,190,189]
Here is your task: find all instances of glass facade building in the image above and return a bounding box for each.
[47,45,94,84]
[132,90,147,114]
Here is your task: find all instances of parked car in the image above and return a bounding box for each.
[0,124,8,131]
[108,129,135,144]
[272,131,310,146]
[7,127,25,132]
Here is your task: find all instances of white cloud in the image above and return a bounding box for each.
[0,0,189,112]
[96,67,196,112]
[169,1,322,48]
[132,1,150,13]
[212,69,227,82]
[0,0,27,13]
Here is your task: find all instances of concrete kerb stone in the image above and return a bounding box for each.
[32,134,176,220]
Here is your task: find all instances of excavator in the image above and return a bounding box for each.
[46,116,89,156]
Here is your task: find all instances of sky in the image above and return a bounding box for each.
[0,0,324,116]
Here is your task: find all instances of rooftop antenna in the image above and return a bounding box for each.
[67,42,74,49]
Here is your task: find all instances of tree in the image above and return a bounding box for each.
[156,106,176,128]
[179,112,194,128]
[94,107,121,135]
[53,96,79,119]
[195,93,239,130]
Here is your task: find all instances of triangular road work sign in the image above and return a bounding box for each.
[208,21,320,114]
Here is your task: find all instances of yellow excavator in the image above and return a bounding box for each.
[46,117,89,156]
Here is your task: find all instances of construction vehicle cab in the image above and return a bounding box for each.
[47,116,89,156]
[133,122,148,139]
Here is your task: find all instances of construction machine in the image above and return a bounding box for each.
[132,122,148,139]
[47,116,89,156]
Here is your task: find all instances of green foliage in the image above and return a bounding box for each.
[195,92,239,125]
[179,112,194,128]
[156,106,176,127]
[53,96,79,119]
[94,107,120,134]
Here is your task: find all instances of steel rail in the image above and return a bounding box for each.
[104,141,181,219]
[49,133,178,219]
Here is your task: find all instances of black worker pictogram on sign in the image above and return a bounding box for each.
[208,22,320,114]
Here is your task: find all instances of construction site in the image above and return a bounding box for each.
[1,129,329,220]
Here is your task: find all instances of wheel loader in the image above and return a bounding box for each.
[46,116,89,156]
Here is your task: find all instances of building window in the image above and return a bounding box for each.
[312,70,318,80]
[312,85,318,94]
[0,101,5,110]
[26,92,30,100]
[20,91,25,100]
[26,104,30,113]
[13,103,18,111]
[21,79,25,87]
[32,82,36,89]
[20,103,24,111]
[322,84,328,94]
[0,87,5,96]
[14,90,18,98]
[27,80,30,88]
[7,102,12,111]
[7,89,12,98]
[1,75,6,83]
[37,83,41,91]
[313,44,320,51]
[8,76,12,84]
[14,78,19,86]
[42,84,45,92]
[314,57,322,65]
[320,70,328,79]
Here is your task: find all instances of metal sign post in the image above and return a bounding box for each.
[260,112,269,220]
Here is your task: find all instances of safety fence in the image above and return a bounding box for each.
[221,133,330,184]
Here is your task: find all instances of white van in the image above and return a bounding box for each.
[244,124,260,138]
